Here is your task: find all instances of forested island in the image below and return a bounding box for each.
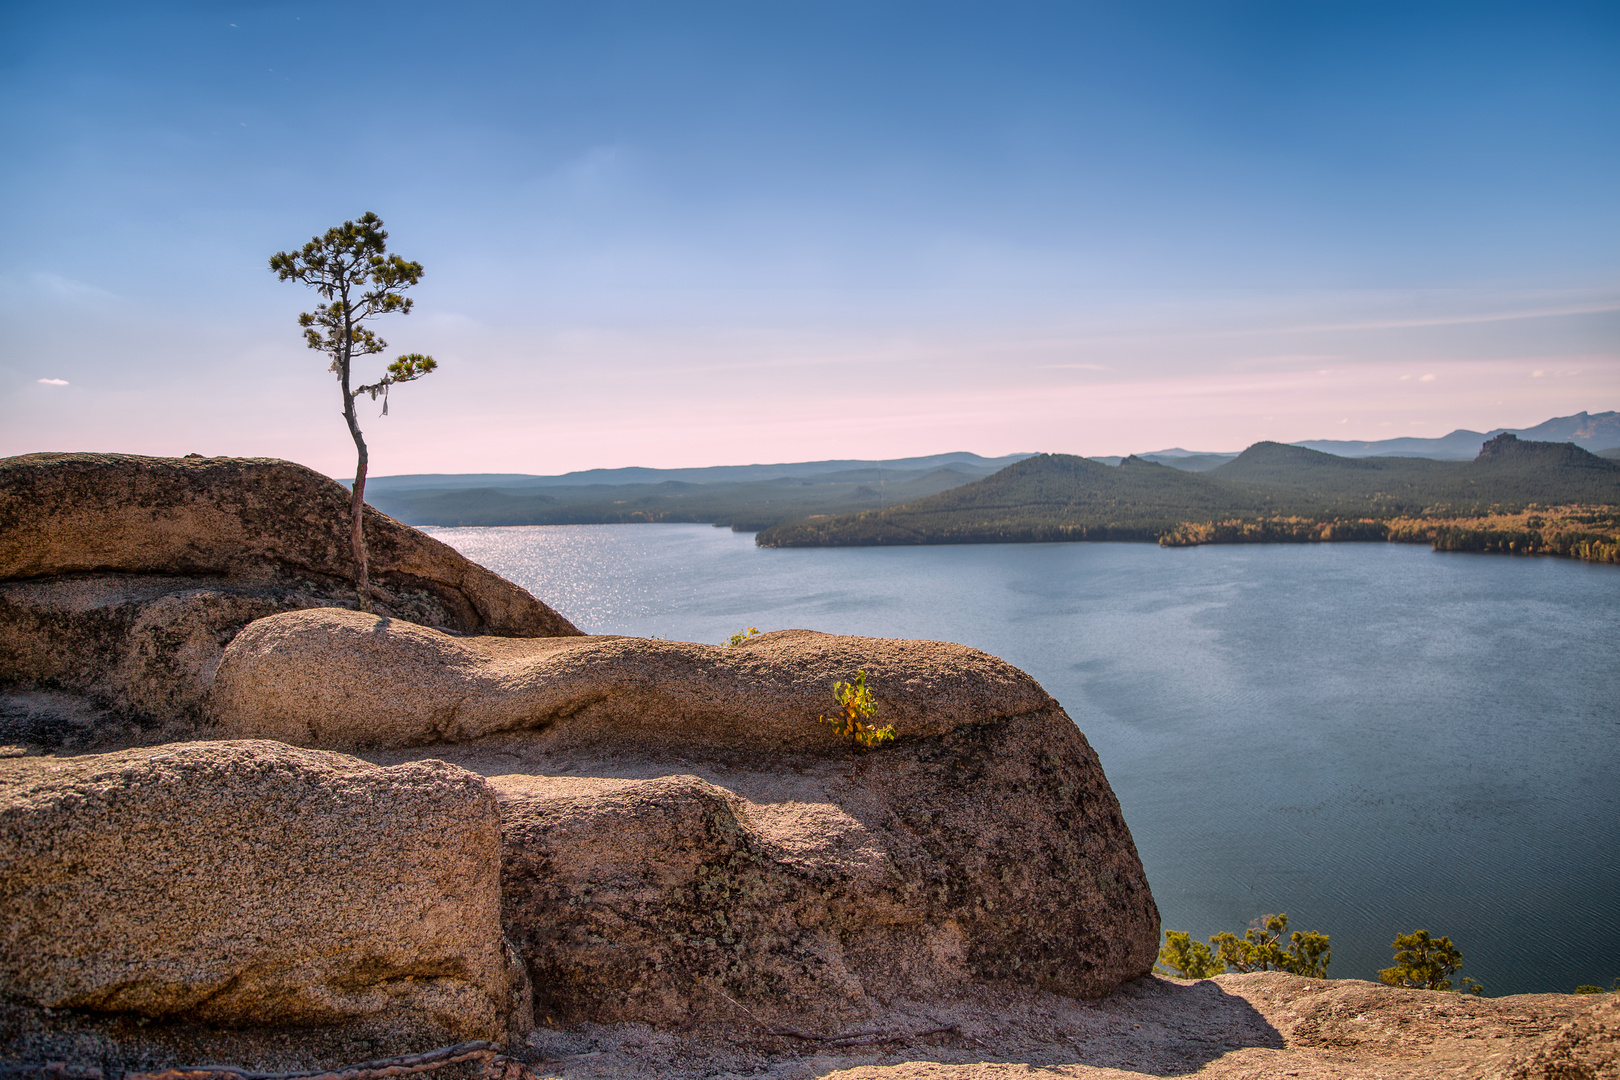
[754,434,1620,564]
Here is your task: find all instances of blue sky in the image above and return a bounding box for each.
[2,1,1616,475]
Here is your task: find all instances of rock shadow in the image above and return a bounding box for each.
[1061,975,1285,1076]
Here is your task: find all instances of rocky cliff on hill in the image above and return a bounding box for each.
[0,452,579,748]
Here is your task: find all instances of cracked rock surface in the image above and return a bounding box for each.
[213,609,1161,1027]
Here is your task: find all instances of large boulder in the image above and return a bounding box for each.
[210,609,1050,752]
[0,453,580,745]
[212,609,1161,1028]
[0,453,574,631]
[0,740,513,1041]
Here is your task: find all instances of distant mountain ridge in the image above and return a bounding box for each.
[1292,410,1620,460]
[364,455,1039,532]
[1089,411,1620,470]
[358,412,1616,536]
[364,451,1036,494]
[361,413,1613,493]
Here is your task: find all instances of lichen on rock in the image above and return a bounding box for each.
[0,740,510,1039]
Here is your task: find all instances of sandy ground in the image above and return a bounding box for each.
[491,972,1600,1080]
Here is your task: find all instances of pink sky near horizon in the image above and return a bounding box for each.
[8,282,1615,478]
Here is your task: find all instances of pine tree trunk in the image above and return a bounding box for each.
[339,290,372,615]
[342,377,373,614]
[350,454,371,614]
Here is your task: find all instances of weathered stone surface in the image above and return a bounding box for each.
[214,608,1161,1026]
[0,576,308,747]
[13,969,1594,1080]
[497,770,926,1028]
[490,722,1157,1029]
[800,974,1602,1080]
[0,453,575,637]
[0,453,579,741]
[211,609,1051,752]
[1504,991,1620,1080]
[0,740,510,1039]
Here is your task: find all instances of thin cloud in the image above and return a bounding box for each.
[37,377,68,386]
[31,272,120,302]
[1234,299,1620,337]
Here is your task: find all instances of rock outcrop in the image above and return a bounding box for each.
[0,453,580,746]
[1504,991,1620,1080]
[796,973,1610,1080]
[0,740,513,1040]
[210,609,1052,752]
[212,608,1161,1028]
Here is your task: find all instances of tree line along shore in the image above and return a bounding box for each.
[753,435,1620,564]
[364,433,1620,565]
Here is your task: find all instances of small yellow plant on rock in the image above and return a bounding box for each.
[820,670,895,749]
[724,627,761,646]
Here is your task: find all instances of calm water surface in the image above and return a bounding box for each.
[426,524,1620,995]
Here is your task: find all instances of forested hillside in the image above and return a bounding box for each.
[754,435,1620,563]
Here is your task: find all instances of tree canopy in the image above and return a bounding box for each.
[1379,929,1477,993]
[1156,914,1331,980]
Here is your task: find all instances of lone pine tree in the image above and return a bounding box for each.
[270,212,437,611]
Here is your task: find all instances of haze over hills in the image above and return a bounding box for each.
[1291,410,1620,460]
[1087,410,1620,469]
[364,412,1615,501]
[365,453,1036,532]
[363,451,1035,495]
[1087,451,1238,471]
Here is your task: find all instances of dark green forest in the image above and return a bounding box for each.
[753,436,1620,563]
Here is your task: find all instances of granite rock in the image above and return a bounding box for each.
[0,740,511,1039]
[213,608,1161,1025]
[0,453,579,744]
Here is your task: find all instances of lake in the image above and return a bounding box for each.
[425,523,1620,996]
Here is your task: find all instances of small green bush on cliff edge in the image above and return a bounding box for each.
[1379,929,1481,993]
[819,670,895,749]
[1157,914,1330,979]
[1160,920,1495,994]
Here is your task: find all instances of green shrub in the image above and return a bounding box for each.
[1157,931,1222,979]
[819,670,895,749]
[723,626,761,646]
[1379,929,1479,993]
[1157,914,1330,979]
